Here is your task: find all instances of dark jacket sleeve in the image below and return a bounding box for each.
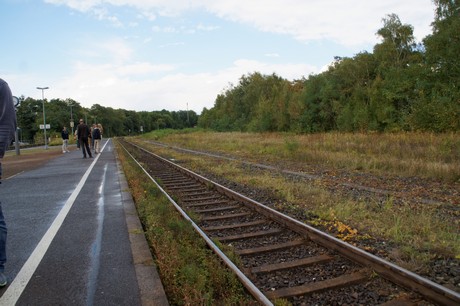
[0,79,17,159]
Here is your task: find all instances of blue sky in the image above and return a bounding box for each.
[1,0,435,113]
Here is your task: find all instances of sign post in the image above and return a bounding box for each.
[13,96,20,155]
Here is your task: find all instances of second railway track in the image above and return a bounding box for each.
[119,139,460,305]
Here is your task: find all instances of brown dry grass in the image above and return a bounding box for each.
[136,130,460,278]
[147,130,460,182]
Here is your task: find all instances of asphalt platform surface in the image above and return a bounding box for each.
[0,139,169,306]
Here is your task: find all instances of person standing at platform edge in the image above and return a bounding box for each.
[61,126,70,153]
[77,119,92,158]
[92,123,101,154]
[0,78,18,287]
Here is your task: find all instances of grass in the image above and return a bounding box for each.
[116,141,256,305]
[147,130,460,182]
[131,130,460,270]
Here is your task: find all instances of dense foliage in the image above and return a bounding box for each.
[198,1,460,133]
[15,97,198,144]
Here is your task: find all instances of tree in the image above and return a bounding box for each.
[412,0,460,131]
[372,14,422,131]
[424,0,460,87]
[374,14,417,67]
[16,97,41,143]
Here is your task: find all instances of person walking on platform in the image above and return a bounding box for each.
[77,119,92,158]
[74,129,79,149]
[92,123,101,154]
[61,126,70,153]
[0,78,18,286]
[90,124,96,151]
[97,123,103,136]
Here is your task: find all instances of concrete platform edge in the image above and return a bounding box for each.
[116,157,170,306]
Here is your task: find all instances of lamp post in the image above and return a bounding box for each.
[68,102,74,135]
[37,86,49,149]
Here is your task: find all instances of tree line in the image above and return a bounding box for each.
[15,97,198,144]
[198,0,460,133]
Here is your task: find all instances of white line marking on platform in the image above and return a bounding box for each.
[0,149,103,305]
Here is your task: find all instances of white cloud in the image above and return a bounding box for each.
[20,55,316,113]
[196,24,220,32]
[33,0,435,114]
[47,0,434,46]
[45,0,100,12]
[73,38,134,63]
[158,42,185,48]
[139,11,157,21]
[92,7,124,27]
[203,0,434,46]
[152,25,178,33]
[152,23,219,34]
[115,62,176,75]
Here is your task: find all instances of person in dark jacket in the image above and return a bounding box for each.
[0,78,18,286]
[61,126,70,153]
[92,124,102,154]
[76,119,92,158]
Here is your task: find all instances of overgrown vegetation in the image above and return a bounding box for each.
[16,99,198,144]
[146,130,460,183]
[133,129,460,271]
[116,142,256,305]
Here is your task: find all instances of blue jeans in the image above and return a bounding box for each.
[0,202,6,272]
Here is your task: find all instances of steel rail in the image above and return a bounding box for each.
[118,140,273,306]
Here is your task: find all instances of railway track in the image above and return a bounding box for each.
[119,139,460,305]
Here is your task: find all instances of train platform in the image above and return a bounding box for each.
[0,139,169,305]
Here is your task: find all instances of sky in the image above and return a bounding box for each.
[1,0,436,114]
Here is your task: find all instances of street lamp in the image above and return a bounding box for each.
[68,102,74,135]
[37,86,49,149]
